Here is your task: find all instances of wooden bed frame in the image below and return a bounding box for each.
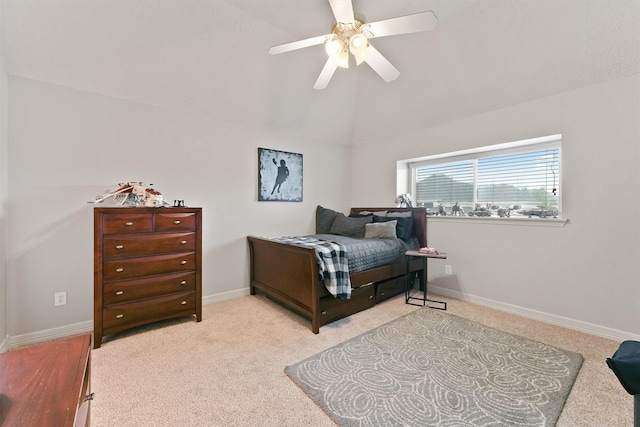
[247,207,427,333]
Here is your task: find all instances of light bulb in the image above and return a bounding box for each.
[349,34,370,65]
[349,34,368,55]
[325,39,343,59]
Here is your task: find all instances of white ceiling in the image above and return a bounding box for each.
[1,0,639,145]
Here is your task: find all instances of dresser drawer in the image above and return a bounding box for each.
[156,213,197,232]
[103,252,196,281]
[103,232,196,259]
[102,214,153,234]
[103,272,196,305]
[103,291,196,335]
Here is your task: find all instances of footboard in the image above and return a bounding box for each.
[247,236,324,332]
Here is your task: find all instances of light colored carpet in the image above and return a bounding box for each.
[91,293,633,426]
[285,308,583,426]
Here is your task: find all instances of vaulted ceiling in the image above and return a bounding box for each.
[1,0,639,145]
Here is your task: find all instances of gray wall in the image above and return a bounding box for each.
[0,42,8,350]
[3,72,639,347]
[5,76,352,346]
[352,74,640,340]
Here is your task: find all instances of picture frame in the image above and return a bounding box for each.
[258,148,303,202]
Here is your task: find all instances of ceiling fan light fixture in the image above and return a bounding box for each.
[336,47,349,68]
[325,38,343,58]
[349,33,367,52]
[349,33,369,65]
[325,38,349,68]
[353,50,369,65]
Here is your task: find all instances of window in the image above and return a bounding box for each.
[409,135,561,219]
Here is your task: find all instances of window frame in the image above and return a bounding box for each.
[406,134,565,224]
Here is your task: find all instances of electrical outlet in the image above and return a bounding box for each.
[54,291,67,307]
[445,265,452,275]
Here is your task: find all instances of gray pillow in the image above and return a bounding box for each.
[373,215,414,242]
[316,205,338,234]
[364,221,397,239]
[329,213,373,238]
[358,210,387,217]
[387,211,412,217]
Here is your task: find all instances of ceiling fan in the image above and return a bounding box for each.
[268,0,437,90]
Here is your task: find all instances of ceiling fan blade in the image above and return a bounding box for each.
[363,44,400,82]
[269,34,330,55]
[328,0,355,23]
[367,11,437,39]
[314,58,338,90]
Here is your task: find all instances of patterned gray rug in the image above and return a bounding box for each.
[285,308,583,426]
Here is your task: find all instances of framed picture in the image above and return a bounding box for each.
[258,148,303,202]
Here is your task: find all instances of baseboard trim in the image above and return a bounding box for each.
[202,288,250,306]
[7,320,94,350]
[5,286,636,351]
[429,284,640,343]
[3,288,252,351]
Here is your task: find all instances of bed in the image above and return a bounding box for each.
[247,206,427,333]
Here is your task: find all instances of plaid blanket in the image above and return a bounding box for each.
[273,237,351,299]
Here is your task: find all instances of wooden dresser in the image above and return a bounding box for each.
[0,334,92,426]
[94,207,202,348]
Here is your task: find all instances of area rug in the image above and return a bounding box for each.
[285,308,583,427]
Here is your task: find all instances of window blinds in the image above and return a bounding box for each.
[411,140,560,216]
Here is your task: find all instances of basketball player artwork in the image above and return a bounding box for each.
[258,148,303,202]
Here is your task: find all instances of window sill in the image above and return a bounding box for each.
[427,215,569,227]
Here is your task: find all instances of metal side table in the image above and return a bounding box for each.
[405,250,447,310]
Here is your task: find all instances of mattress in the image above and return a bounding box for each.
[313,234,417,273]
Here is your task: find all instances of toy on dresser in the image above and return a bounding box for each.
[89,181,165,207]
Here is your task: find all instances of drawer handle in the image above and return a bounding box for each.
[180,240,188,245]
[115,268,124,273]
[116,314,124,319]
[180,260,187,265]
[115,245,124,249]
[369,295,374,299]
[85,393,95,402]
[174,220,181,224]
[180,280,187,285]
[321,310,327,315]
[125,221,134,226]
[115,290,124,296]
[181,300,187,305]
